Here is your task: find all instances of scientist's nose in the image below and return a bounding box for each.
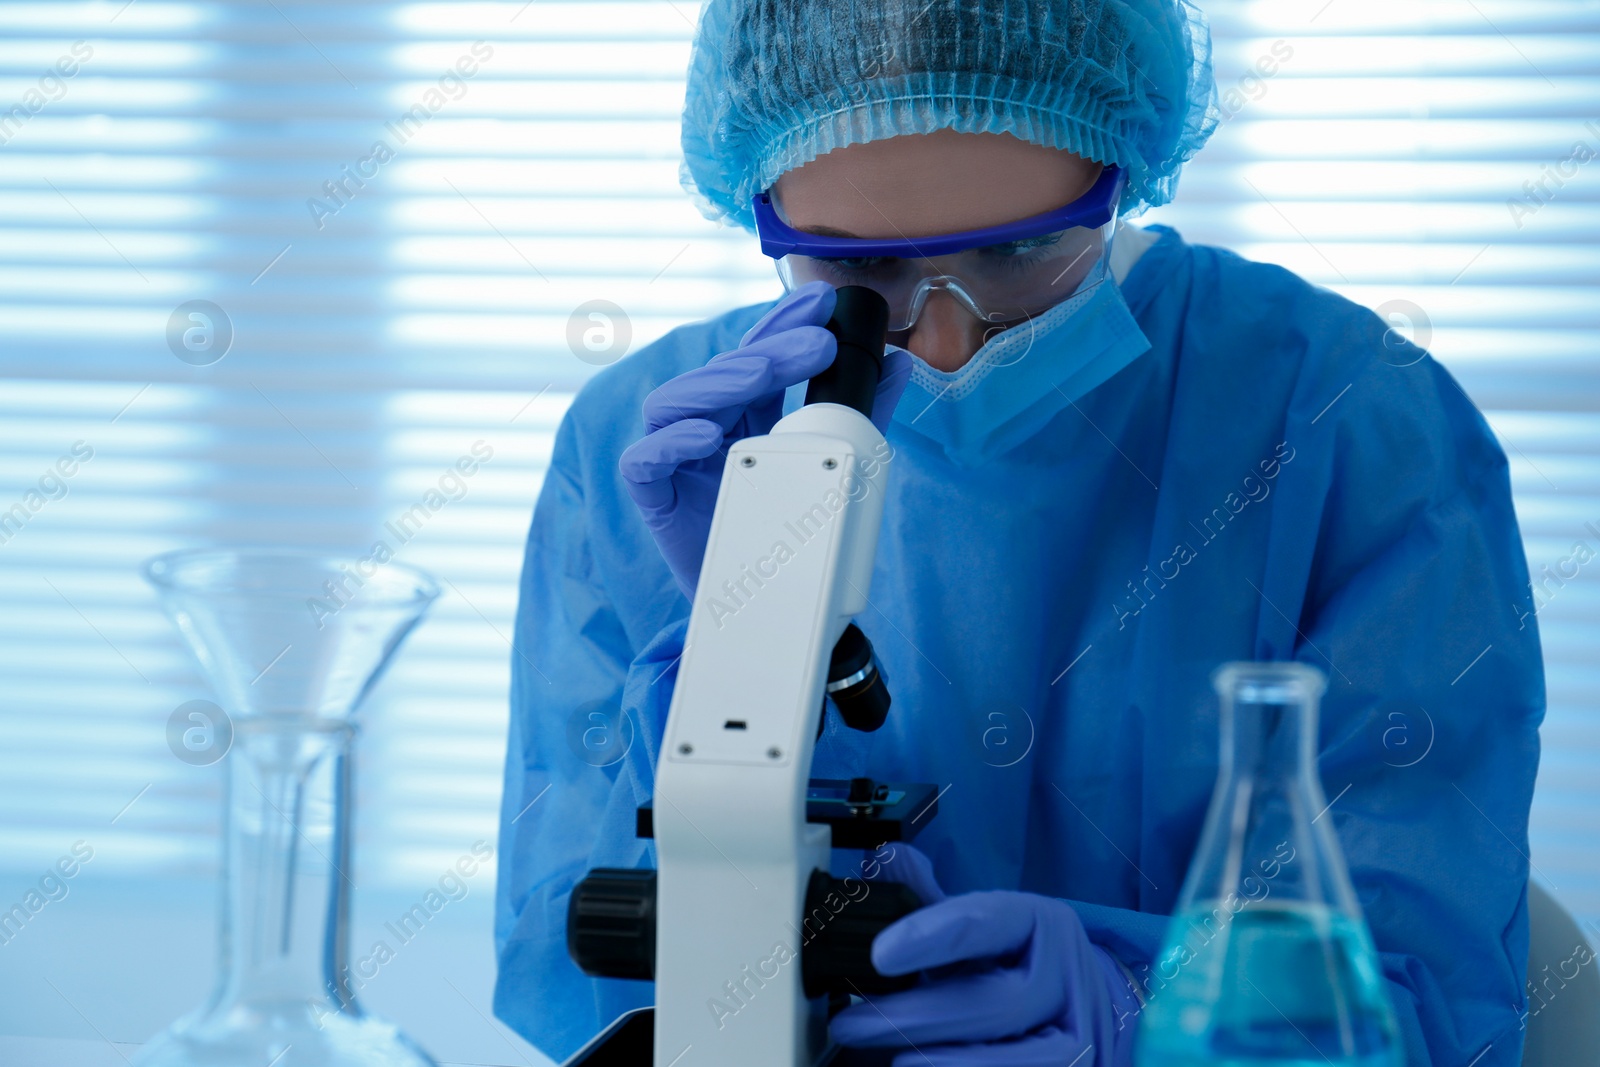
[902,290,994,373]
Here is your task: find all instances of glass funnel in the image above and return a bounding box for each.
[1136,662,1401,1067]
[138,548,441,1067]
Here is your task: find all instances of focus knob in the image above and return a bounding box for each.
[800,870,923,999]
[568,868,657,981]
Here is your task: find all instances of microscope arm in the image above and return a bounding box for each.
[567,289,931,1067]
[649,396,889,1067]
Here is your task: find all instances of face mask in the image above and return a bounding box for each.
[890,276,1152,468]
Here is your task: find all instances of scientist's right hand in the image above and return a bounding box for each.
[835,845,1141,1067]
[620,280,910,598]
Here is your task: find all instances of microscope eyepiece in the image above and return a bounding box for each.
[804,285,890,419]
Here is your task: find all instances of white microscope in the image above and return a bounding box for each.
[563,288,941,1067]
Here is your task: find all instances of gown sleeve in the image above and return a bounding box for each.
[492,410,688,1063]
[1082,353,1543,1066]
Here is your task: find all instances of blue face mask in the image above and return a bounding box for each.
[890,277,1152,468]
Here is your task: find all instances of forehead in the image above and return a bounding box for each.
[771,130,1100,240]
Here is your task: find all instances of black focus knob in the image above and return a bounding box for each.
[568,868,656,981]
[800,869,924,999]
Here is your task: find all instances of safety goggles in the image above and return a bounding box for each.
[754,166,1125,333]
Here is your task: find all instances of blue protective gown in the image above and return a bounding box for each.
[494,226,1544,1065]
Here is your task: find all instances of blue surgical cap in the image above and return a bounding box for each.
[680,0,1220,231]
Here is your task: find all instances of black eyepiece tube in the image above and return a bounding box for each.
[805,286,890,418]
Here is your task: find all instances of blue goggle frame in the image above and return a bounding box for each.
[753,165,1125,261]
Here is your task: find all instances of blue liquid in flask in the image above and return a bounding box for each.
[1138,902,1400,1066]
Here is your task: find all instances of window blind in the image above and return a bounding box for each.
[0,0,1595,937]
[0,0,754,889]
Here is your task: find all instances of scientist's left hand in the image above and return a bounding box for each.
[831,862,1140,1067]
[618,281,911,599]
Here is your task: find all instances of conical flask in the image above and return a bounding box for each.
[137,548,441,1067]
[1135,662,1402,1066]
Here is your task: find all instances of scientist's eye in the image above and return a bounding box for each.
[813,255,899,274]
[979,232,1066,259]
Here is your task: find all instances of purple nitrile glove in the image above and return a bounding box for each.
[619,280,911,598]
[835,846,1141,1067]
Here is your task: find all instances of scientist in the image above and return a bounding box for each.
[494,1,1543,1064]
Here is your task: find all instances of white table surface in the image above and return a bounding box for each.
[0,872,555,1067]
